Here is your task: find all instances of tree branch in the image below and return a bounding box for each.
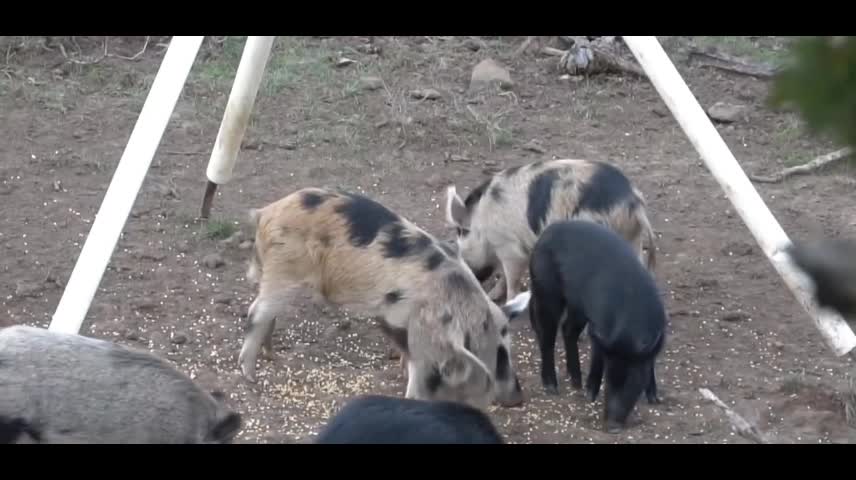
[699,388,769,444]
[750,147,853,183]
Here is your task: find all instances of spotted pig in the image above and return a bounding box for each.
[239,187,527,410]
[446,159,657,302]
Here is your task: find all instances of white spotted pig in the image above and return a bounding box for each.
[445,159,657,303]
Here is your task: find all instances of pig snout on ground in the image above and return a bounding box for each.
[239,187,526,410]
[522,219,666,434]
[312,394,505,444]
[446,159,657,304]
[787,237,856,319]
[0,325,242,444]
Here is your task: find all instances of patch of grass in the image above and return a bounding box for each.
[205,219,237,240]
[693,36,792,66]
[262,38,334,96]
[191,36,339,98]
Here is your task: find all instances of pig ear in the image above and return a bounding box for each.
[445,185,469,228]
[208,411,242,444]
[442,338,492,387]
[502,291,531,321]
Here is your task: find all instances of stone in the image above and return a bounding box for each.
[171,332,188,345]
[707,102,746,123]
[359,76,384,91]
[470,58,514,91]
[410,88,442,100]
[202,253,225,269]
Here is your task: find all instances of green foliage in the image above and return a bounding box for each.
[205,220,236,240]
[769,36,856,150]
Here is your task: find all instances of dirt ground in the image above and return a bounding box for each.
[2,36,855,444]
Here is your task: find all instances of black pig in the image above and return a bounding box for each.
[313,395,504,444]
[512,220,667,433]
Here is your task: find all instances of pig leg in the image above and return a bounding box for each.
[239,292,288,382]
[404,360,426,400]
[261,312,276,360]
[486,276,507,302]
[560,309,587,389]
[645,360,660,405]
[528,290,563,395]
[497,249,528,302]
[400,352,409,378]
[585,340,605,403]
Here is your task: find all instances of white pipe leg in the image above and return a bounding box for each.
[50,36,204,335]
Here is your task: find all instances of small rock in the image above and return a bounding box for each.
[470,58,514,91]
[707,102,746,123]
[463,38,482,52]
[772,341,785,351]
[132,298,158,312]
[522,140,547,154]
[337,319,351,331]
[15,282,43,298]
[651,107,668,118]
[722,312,748,322]
[359,76,384,91]
[721,242,754,257]
[410,88,442,100]
[138,251,167,262]
[202,253,225,269]
[171,332,188,345]
[124,330,139,341]
[213,294,233,305]
[449,153,470,163]
[335,57,356,68]
[238,240,254,250]
[52,180,63,192]
[176,240,191,254]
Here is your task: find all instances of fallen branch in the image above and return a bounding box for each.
[750,147,853,183]
[512,36,537,57]
[109,36,150,61]
[688,47,781,79]
[58,37,108,65]
[541,37,644,78]
[699,388,768,444]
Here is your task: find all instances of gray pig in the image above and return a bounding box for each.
[0,325,241,444]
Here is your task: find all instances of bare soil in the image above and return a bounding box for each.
[2,35,855,444]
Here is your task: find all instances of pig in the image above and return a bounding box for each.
[313,394,504,444]
[0,325,242,444]
[238,187,527,410]
[445,159,657,303]
[511,219,666,434]
[787,237,856,319]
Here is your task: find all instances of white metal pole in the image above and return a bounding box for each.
[201,36,275,218]
[49,36,204,335]
[622,36,856,356]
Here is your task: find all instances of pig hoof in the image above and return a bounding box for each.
[570,379,582,389]
[605,421,624,434]
[239,357,257,382]
[585,390,598,403]
[647,394,661,405]
[544,384,559,396]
